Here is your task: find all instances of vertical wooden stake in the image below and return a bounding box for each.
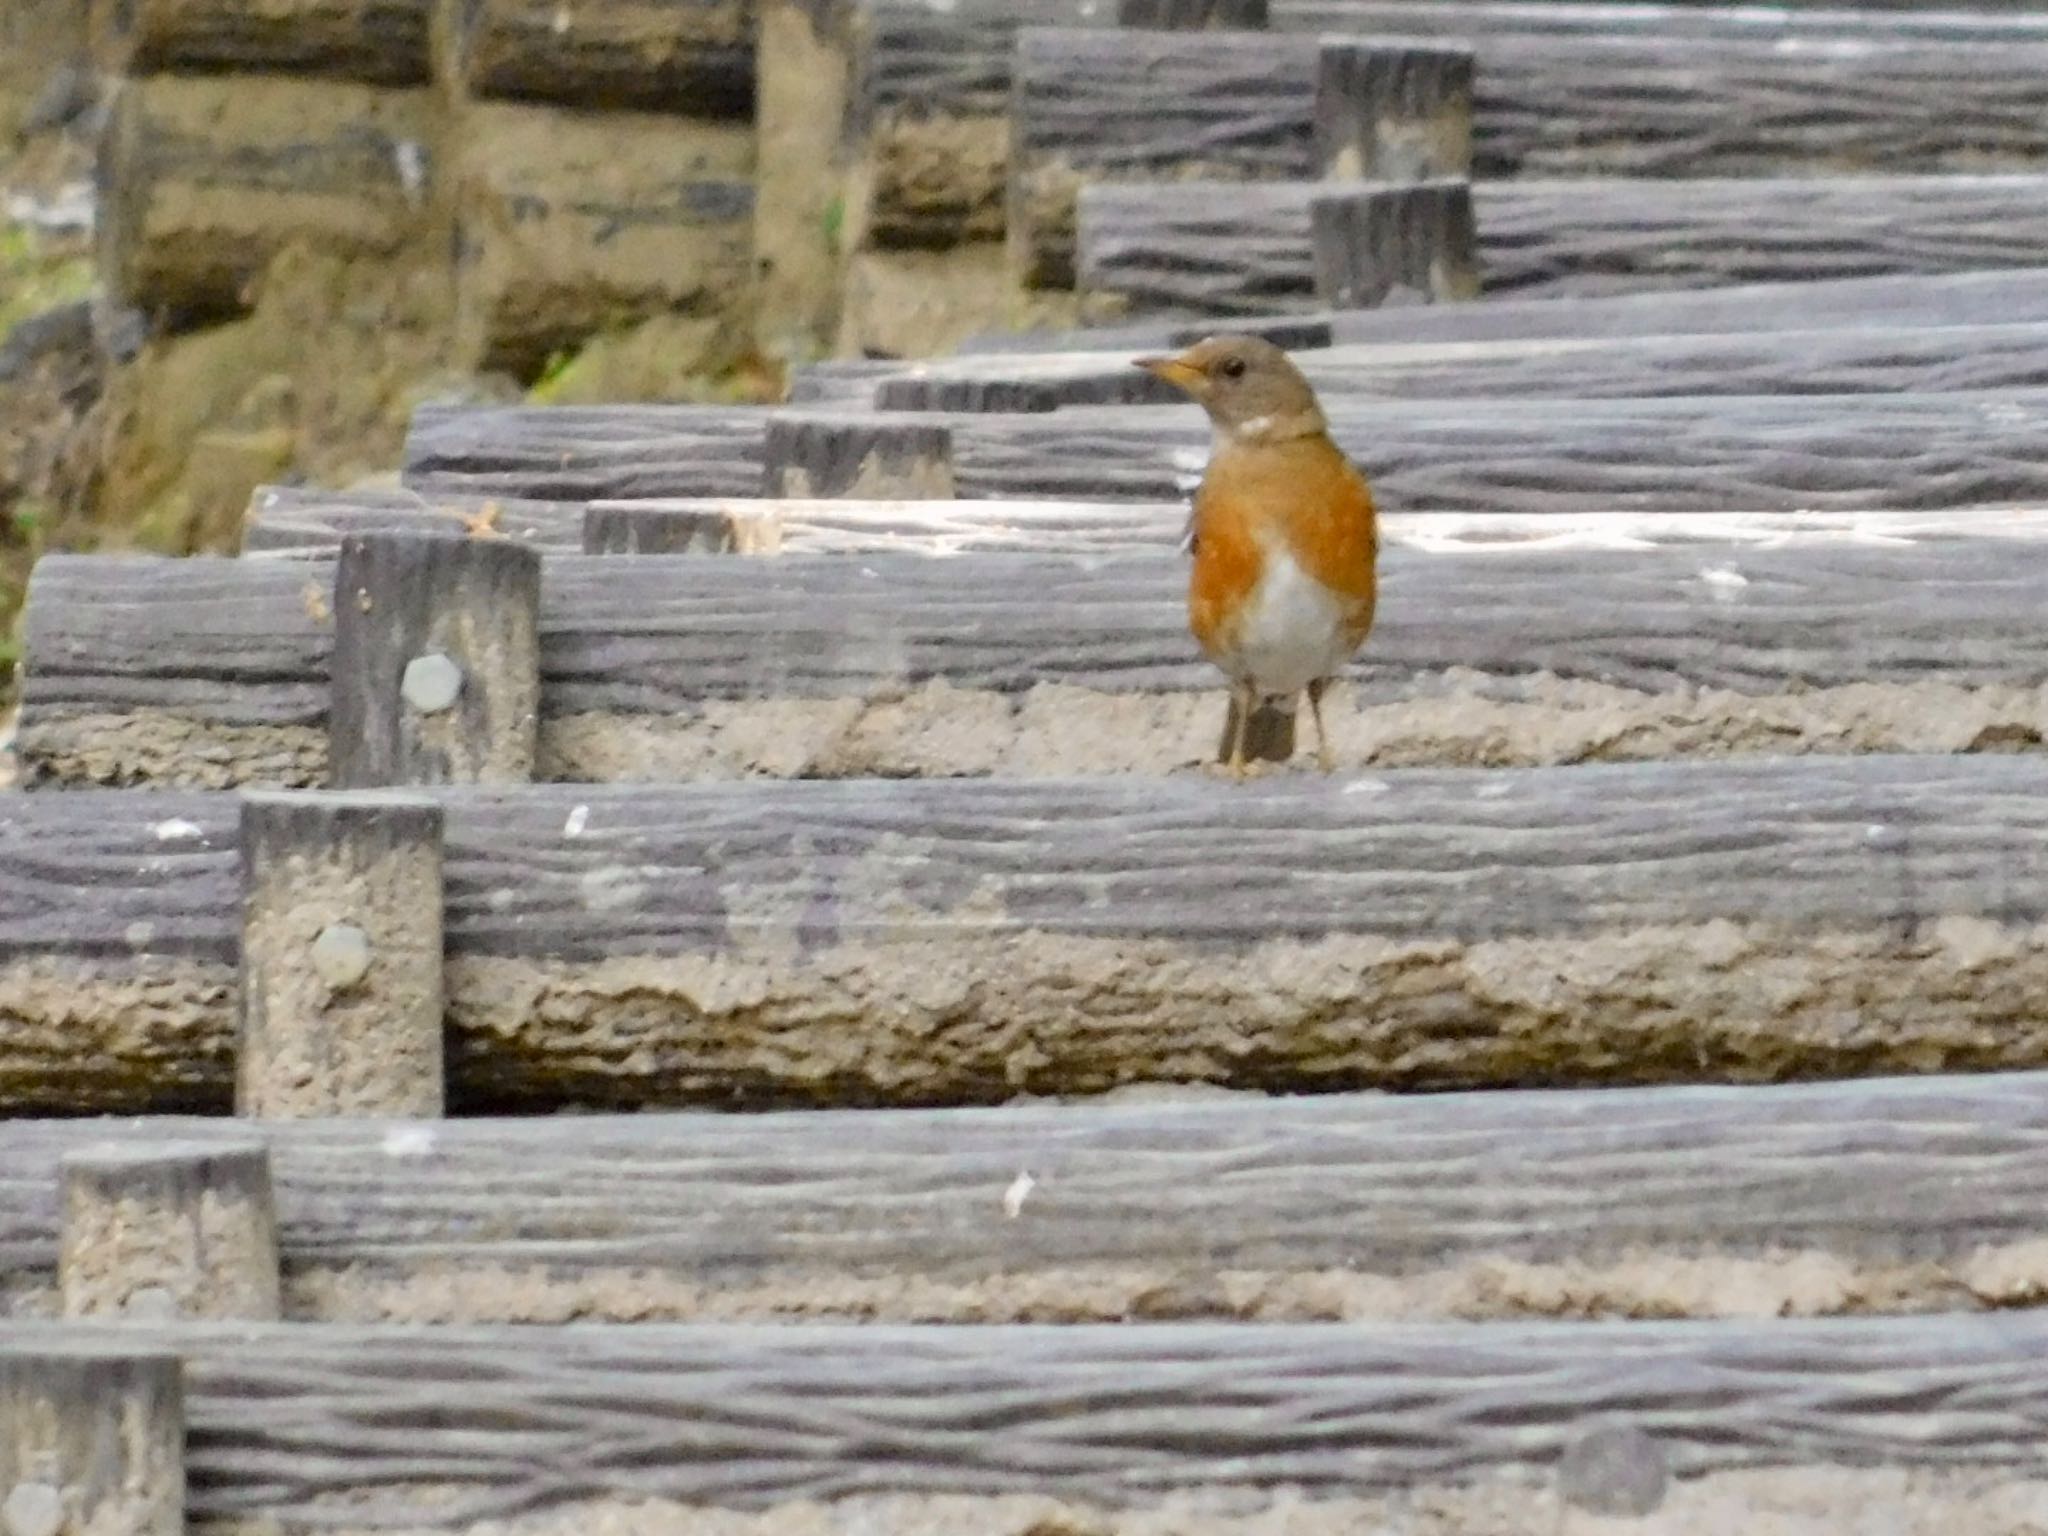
[581,503,780,555]
[1315,41,1475,182]
[238,790,446,1120]
[1310,179,1479,309]
[59,1142,281,1320]
[764,414,955,498]
[0,1347,184,1536]
[754,0,857,359]
[329,531,541,787]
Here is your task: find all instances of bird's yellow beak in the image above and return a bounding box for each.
[1133,352,1204,395]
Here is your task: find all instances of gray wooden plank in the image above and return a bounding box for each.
[869,320,2048,411]
[25,511,2048,753]
[397,389,2048,509]
[9,1072,2048,1320]
[6,1315,2048,1525]
[939,267,2048,357]
[238,485,586,555]
[400,402,774,501]
[3,756,2048,1109]
[1079,175,2048,316]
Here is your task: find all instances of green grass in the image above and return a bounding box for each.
[0,222,93,339]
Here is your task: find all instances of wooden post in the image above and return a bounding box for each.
[581,503,780,555]
[238,790,446,1120]
[1310,179,1478,308]
[754,0,857,359]
[1315,40,1475,182]
[763,415,956,499]
[1116,0,1268,27]
[0,1347,183,1536]
[329,531,541,787]
[59,1142,281,1321]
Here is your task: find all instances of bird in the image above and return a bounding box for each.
[1134,334,1378,780]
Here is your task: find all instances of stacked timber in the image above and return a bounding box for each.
[25,6,2048,1533]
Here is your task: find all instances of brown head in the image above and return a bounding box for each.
[1133,334,1328,443]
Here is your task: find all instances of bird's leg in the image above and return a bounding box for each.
[1226,680,1255,781]
[1307,678,1335,774]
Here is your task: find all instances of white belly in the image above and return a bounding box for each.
[1233,545,1353,697]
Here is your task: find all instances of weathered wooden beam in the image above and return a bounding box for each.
[948,390,2048,505]
[104,0,433,83]
[1326,265,2048,348]
[864,319,2048,413]
[949,267,2048,358]
[10,1072,2048,1322]
[1079,174,2048,317]
[238,791,446,1117]
[59,1141,279,1320]
[1273,0,2048,47]
[98,74,439,323]
[239,486,582,556]
[401,386,2048,509]
[450,103,754,379]
[452,0,753,117]
[6,1315,2048,1527]
[1008,31,1472,290]
[402,404,774,501]
[247,490,1191,557]
[0,1346,183,1536]
[25,510,2048,788]
[329,533,542,786]
[3,756,2048,1111]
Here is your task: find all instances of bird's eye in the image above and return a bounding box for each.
[1219,356,1248,380]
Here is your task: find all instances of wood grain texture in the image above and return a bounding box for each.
[455,0,753,117]
[7,1314,2048,1523]
[247,492,1191,557]
[1461,32,2048,178]
[98,75,437,321]
[950,267,2048,359]
[390,386,2048,510]
[10,1071,2048,1294]
[947,391,2048,508]
[402,403,773,500]
[6,756,2048,1107]
[1079,175,2048,316]
[1008,28,1321,289]
[112,0,432,83]
[240,486,582,555]
[868,320,2048,412]
[1274,0,2048,46]
[26,516,2048,740]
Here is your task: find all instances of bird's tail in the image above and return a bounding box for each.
[1219,693,1296,765]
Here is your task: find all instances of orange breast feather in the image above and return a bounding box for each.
[1187,433,1378,663]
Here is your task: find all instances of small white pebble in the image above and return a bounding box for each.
[1002,1170,1036,1219]
[153,818,204,842]
[124,921,156,951]
[564,804,590,837]
[381,1126,438,1159]
[1342,777,1390,795]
